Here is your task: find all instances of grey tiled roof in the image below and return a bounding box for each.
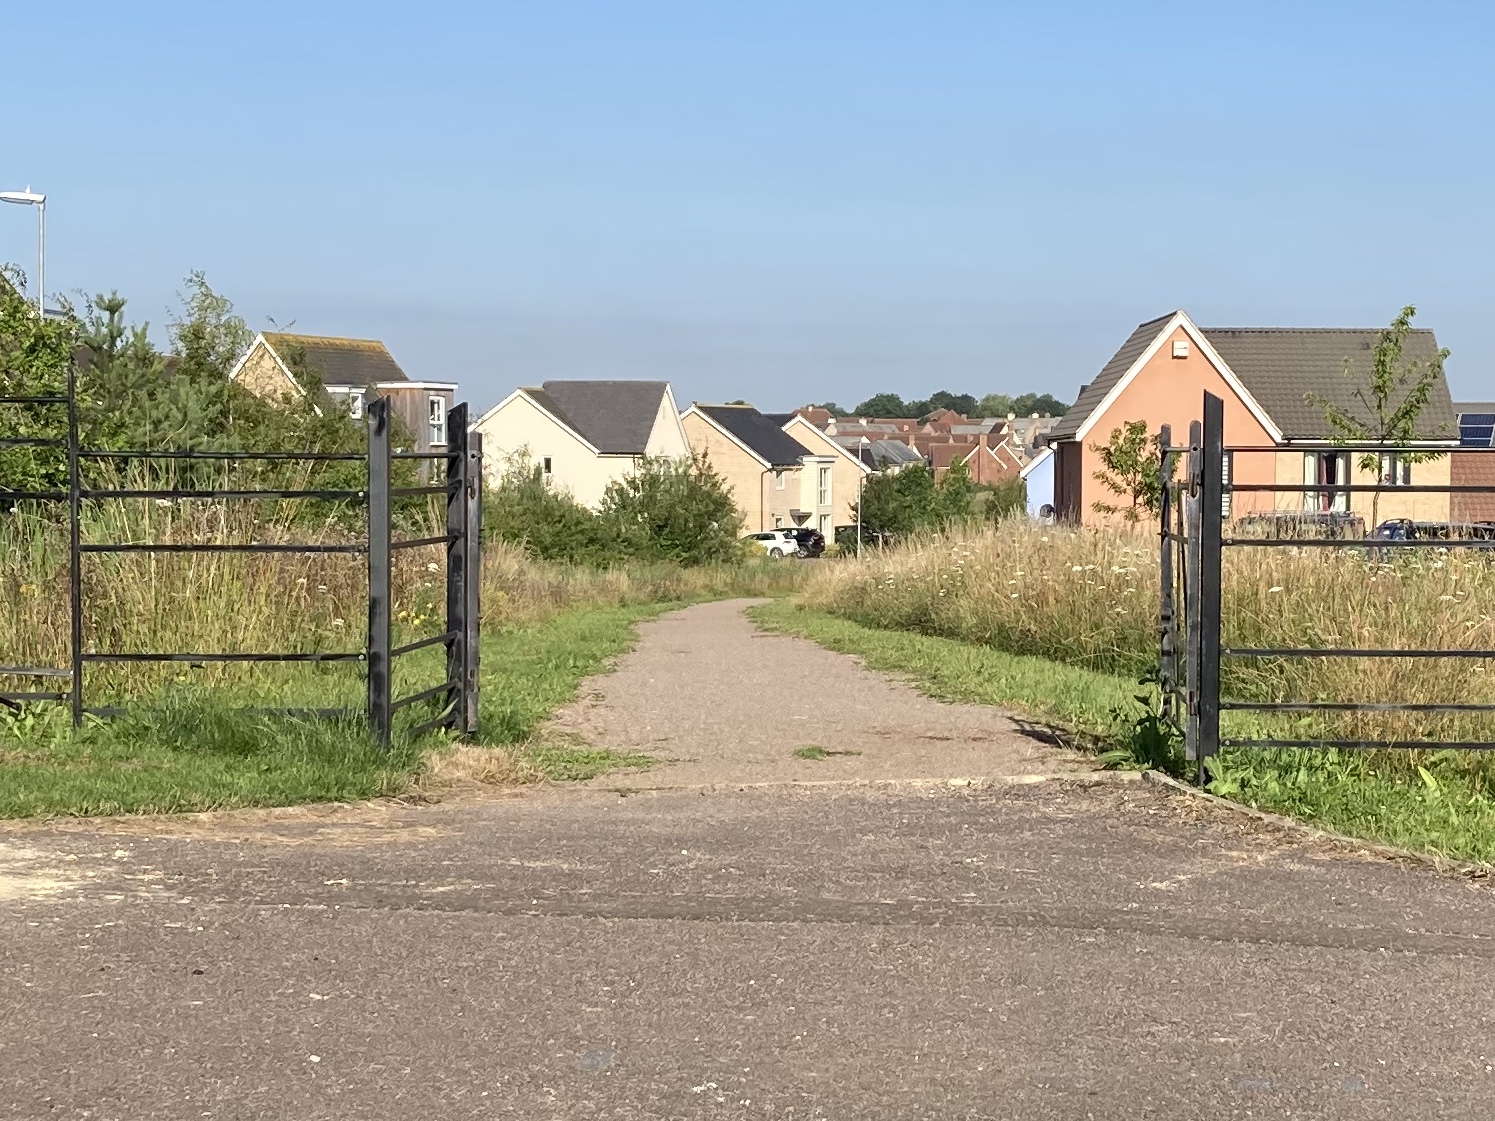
[1051,315,1456,442]
[264,333,408,388]
[527,380,669,454]
[696,405,807,467]
[1203,327,1454,439]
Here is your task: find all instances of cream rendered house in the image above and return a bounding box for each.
[770,412,872,535]
[681,404,839,534]
[471,380,690,508]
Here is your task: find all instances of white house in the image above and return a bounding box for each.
[471,380,690,508]
[1021,445,1055,518]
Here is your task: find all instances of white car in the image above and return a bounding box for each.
[743,530,802,558]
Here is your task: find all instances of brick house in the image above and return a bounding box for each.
[1452,404,1495,523]
[1048,310,1459,527]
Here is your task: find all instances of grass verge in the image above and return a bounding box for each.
[753,600,1495,864]
[0,601,680,818]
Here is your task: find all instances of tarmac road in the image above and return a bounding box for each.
[3,780,1493,1120]
[2,601,1494,1119]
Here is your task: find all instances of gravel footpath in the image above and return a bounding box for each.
[546,598,1090,788]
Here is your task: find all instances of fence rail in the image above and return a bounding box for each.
[1,374,481,745]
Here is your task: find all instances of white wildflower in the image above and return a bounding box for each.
[1268,586,1284,593]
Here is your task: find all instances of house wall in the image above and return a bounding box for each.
[682,411,803,531]
[1024,453,1054,517]
[1269,449,1452,525]
[1055,440,1083,521]
[782,420,867,528]
[643,392,692,458]
[235,342,299,400]
[475,392,633,509]
[1452,452,1495,523]
[1070,324,1279,525]
[380,385,455,455]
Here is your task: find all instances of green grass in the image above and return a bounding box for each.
[0,601,681,818]
[750,600,1141,750]
[754,600,1495,865]
[793,745,861,760]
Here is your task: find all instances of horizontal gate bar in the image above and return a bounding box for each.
[391,534,457,550]
[81,488,368,501]
[1223,701,1495,713]
[388,483,458,497]
[0,692,68,703]
[402,709,457,742]
[391,451,450,460]
[391,631,459,658]
[0,437,64,448]
[1228,482,1495,493]
[80,651,365,663]
[80,449,365,461]
[1224,647,1495,659]
[0,490,68,501]
[0,666,72,678]
[80,542,367,554]
[1224,538,1495,549]
[0,394,68,404]
[1222,738,1495,751]
[390,680,456,713]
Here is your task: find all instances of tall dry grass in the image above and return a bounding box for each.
[800,520,1495,748]
[1,501,808,705]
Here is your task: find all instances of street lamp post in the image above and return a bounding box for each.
[856,436,871,559]
[1,188,46,314]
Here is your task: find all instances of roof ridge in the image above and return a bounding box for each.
[265,332,390,348]
[1202,326,1436,334]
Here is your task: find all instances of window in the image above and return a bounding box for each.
[1221,451,1232,518]
[541,455,553,481]
[775,471,785,490]
[1379,453,1412,486]
[428,395,447,446]
[819,513,831,536]
[773,515,783,528]
[1304,451,1350,513]
[818,466,831,507]
[348,391,364,419]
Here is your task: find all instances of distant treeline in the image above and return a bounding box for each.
[806,390,1069,420]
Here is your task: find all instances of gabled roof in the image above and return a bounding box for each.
[1052,311,1456,443]
[522,380,671,455]
[262,333,408,388]
[1204,327,1455,440]
[692,404,807,467]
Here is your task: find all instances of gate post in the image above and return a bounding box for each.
[1184,419,1202,764]
[1196,393,1225,779]
[67,357,83,727]
[1157,424,1175,721]
[444,403,469,735]
[463,432,483,735]
[367,397,393,746]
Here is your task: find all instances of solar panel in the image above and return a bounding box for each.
[1459,414,1495,446]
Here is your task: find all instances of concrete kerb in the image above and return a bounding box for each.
[1142,769,1493,880]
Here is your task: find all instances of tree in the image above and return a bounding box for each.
[932,458,977,523]
[851,461,978,543]
[600,454,744,566]
[1308,305,1450,528]
[0,265,77,498]
[852,392,910,417]
[1089,420,1173,522]
[484,451,614,565]
[1011,392,1068,418]
[915,390,977,418]
[975,393,1014,418]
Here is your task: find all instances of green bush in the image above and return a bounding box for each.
[483,453,614,564]
[599,455,743,566]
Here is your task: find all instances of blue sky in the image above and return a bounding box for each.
[3,1,1493,413]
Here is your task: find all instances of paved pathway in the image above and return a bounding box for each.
[2,600,1494,1119]
[550,599,1085,787]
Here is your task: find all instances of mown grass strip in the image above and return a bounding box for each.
[754,600,1495,865]
[748,600,1139,749]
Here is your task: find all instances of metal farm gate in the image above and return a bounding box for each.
[1,369,482,746]
[1159,391,1495,779]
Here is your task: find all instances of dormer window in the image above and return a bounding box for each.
[428,395,447,446]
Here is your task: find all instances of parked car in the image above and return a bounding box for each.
[1234,511,1366,540]
[1373,519,1495,541]
[742,530,803,558]
[780,527,826,558]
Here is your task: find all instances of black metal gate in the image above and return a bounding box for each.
[1160,391,1495,779]
[1,373,482,746]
